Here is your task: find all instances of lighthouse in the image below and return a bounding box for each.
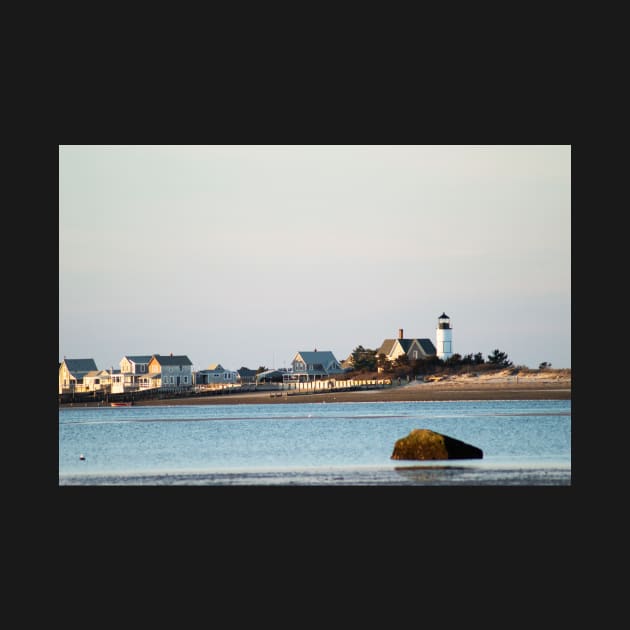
[436,312,453,360]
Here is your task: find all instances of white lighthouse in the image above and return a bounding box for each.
[436,312,453,360]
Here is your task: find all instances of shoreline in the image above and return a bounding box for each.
[59,377,571,407]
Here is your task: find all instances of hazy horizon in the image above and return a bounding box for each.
[59,145,571,372]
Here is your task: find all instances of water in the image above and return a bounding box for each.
[58,399,571,485]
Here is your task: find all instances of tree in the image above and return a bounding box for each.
[487,349,513,368]
[445,353,462,366]
[376,353,391,372]
[351,345,377,372]
[539,361,551,370]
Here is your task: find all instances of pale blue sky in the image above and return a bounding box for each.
[59,145,571,371]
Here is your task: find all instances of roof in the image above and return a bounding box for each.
[123,355,154,364]
[197,367,234,375]
[237,368,257,376]
[294,351,339,365]
[207,363,224,371]
[256,369,285,380]
[62,359,98,374]
[417,338,437,355]
[150,355,193,366]
[376,340,396,356]
[439,312,449,319]
[377,337,437,357]
[84,370,109,378]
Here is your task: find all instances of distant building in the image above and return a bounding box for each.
[59,358,98,394]
[120,355,154,375]
[148,353,193,389]
[435,313,453,359]
[236,367,258,384]
[255,369,286,384]
[195,363,238,385]
[290,350,344,381]
[111,354,156,393]
[375,328,436,367]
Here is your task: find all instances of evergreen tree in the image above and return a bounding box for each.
[487,349,513,368]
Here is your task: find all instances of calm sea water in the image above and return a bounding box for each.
[58,399,571,485]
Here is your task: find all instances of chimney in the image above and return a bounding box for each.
[398,328,404,339]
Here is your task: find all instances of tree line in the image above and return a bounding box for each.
[347,346,552,378]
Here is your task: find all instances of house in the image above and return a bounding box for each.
[375,328,436,368]
[290,350,344,381]
[255,369,286,384]
[236,367,258,385]
[82,369,112,392]
[120,355,153,375]
[147,353,193,389]
[59,358,99,394]
[194,363,238,386]
[110,354,156,394]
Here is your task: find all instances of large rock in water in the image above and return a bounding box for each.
[391,429,483,460]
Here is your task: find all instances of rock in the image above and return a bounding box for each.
[391,428,483,460]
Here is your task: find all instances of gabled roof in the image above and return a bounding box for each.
[294,351,339,365]
[207,363,224,371]
[62,359,98,374]
[376,339,397,356]
[150,354,193,366]
[377,337,437,358]
[123,355,154,364]
[237,368,257,377]
[417,338,437,355]
[84,370,109,378]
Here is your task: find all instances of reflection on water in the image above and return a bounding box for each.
[59,465,571,486]
[395,465,570,485]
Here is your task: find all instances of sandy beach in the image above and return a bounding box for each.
[129,369,571,406]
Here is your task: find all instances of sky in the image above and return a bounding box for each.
[59,145,571,372]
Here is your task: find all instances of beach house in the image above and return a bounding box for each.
[110,354,156,394]
[290,350,344,382]
[194,363,238,386]
[375,329,437,366]
[147,353,194,390]
[59,358,98,394]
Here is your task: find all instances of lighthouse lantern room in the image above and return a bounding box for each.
[436,312,453,360]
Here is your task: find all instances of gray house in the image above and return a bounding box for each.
[148,354,194,389]
[195,363,238,385]
[290,350,344,381]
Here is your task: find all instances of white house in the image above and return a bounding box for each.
[59,358,98,394]
[110,354,156,394]
[82,369,111,392]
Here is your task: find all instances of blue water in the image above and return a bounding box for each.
[58,399,571,485]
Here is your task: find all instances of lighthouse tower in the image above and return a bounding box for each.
[436,312,453,360]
